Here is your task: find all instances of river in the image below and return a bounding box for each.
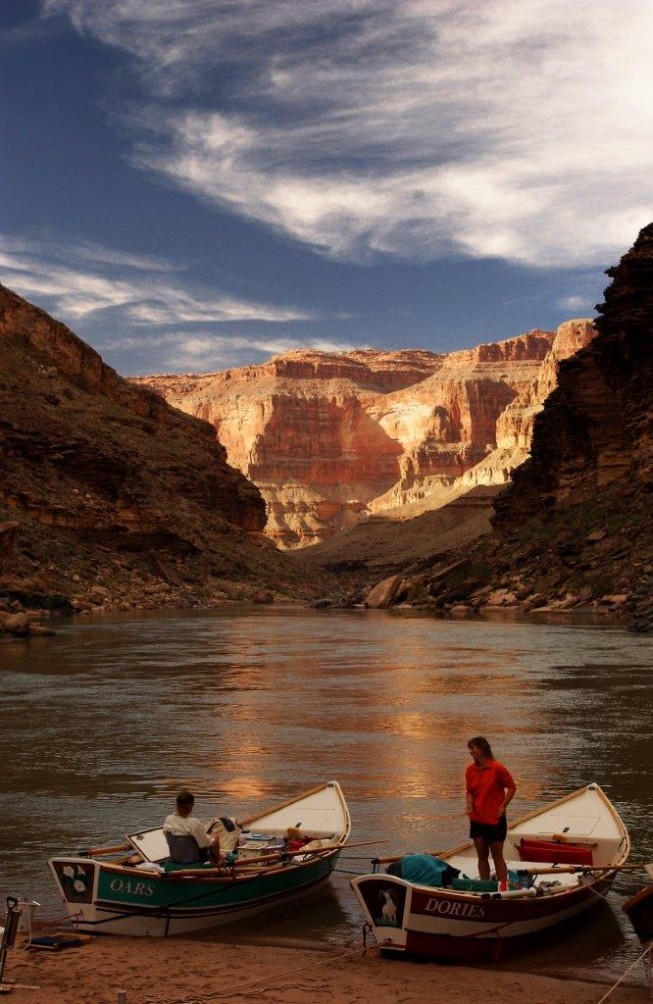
[0,607,651,984]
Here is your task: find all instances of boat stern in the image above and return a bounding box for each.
[350,874,410,953]
[49,857,100,926]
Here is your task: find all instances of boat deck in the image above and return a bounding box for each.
[445,853,583,891]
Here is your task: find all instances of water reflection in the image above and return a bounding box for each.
[0,608,651,983]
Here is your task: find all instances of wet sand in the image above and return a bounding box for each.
[1,930,648,1004]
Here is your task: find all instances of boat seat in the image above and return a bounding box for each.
[165,833,209,865]
[518,838,593,866]
[163,860,215,873]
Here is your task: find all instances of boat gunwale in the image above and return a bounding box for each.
[434,782,630,863]
[69,845,343,884]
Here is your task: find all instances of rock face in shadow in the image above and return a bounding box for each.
[349,226,652,630]
[485,223,653,629]
[135,324,595,548]
[495,234,652,519]
[0,284,321,617]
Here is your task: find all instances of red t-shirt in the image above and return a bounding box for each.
[466,760,516,825]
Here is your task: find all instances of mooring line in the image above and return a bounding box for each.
[595,944,651,1004]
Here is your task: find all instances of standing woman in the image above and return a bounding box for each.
[465,737,517,886]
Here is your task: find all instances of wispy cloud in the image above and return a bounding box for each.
[0,234,325,372]
[556,295,590,313]
[111,330,359,375]
[41,0,653,267]
[0,234,311,324]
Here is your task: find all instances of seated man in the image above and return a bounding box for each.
[163,789,222,865]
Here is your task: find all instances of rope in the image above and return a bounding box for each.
[595,944,651,1004]
[142,941,379,1004]
[584,881,612,903]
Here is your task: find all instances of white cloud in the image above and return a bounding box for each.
[107,330,357,375]
[0,234,331,373]
[557,295,589,312]
[42,0,653,267]
[0,235,311,325]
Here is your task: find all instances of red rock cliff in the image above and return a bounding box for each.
[136,326,595,548]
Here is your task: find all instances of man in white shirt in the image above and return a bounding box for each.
[163,790,222,864]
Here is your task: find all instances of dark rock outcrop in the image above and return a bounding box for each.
[0,283,324,620]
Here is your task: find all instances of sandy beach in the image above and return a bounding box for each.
[1,928,649,1004]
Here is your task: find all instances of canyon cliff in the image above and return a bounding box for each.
[134,322,595,548]
[0,283,323,626]
[316,225,652,631]
[4,218,648,633]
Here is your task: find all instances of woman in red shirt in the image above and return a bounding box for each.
[465,736,516,885]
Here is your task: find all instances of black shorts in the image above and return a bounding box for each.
[469,816,507,843]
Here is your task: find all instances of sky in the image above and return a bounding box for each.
[1,1,651,377]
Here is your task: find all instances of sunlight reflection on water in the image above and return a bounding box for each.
[0,607,651,984]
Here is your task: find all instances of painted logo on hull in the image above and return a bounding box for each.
[53,862,95,904]
[357,881,408,928]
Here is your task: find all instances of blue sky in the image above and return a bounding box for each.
[1,1,650,377]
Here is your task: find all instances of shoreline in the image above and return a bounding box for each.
[2,928,648,1004]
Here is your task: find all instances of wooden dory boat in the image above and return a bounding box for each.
[351,782,629,962]
[623,882,653,949]
[50,780,350,937]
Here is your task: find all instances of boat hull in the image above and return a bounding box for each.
[623,885,653,947]
[50,852,340,936]
[353,871,614,962]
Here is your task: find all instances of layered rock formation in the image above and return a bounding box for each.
[0,284,322,624]
[337,226,652,631]
[136,323,595,548]
[485,222,652,628]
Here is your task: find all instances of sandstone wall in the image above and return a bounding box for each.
[135,326,596,548]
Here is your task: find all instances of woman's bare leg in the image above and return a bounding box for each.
[473,836,491,879]
[490,840,508,883]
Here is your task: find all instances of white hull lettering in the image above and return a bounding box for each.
[109,878,155,898]
[423,898,485,919]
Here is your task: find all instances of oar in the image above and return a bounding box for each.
[374,847,448,866]
[164,849,335,880]
[84,843,131,857]
[521,862,653,876]
[231,838,388,869]
[337,840,388,850]
[166,839,388,877]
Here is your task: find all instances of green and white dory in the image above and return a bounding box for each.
[49,781,350,937]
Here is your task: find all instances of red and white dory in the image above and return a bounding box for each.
[351,783,631,961]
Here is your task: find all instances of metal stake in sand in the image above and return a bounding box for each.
[0,898,22,993]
